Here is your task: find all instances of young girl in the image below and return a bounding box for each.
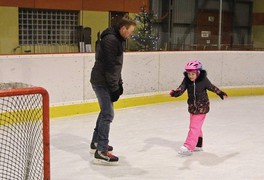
[170,60,227,156]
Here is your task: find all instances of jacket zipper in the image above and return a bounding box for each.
[193,81,197,112]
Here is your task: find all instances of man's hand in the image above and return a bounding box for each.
[119,84,123,95]
[110,89,120,102]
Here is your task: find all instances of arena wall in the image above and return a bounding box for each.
[0,51,263,117]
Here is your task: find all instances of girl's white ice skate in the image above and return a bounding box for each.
[178,146,192,156]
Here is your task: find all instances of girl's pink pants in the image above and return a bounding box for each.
[184,113,206,151]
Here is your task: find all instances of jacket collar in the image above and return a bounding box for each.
[184,70,207,83]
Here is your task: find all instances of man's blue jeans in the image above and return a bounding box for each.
[91,84,114,152]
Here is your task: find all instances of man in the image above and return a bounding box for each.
[90,17,136,165]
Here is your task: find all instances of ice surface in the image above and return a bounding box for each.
[51,96,264,180]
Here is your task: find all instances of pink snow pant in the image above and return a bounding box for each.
[184,113,206,151]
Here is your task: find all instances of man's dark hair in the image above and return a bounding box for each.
[116,17,136,29]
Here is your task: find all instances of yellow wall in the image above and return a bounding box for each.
[0,8,109,54]
[252,26,264,48]
[0,7,19,54]
[253,0,264,12]
[252,0,264,48]
[80,11,108,52]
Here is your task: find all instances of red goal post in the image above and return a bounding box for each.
[0,83,50,180]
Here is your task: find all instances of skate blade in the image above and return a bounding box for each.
[178,152,193,157]
[193,148,203,152]
[93,158,119,166]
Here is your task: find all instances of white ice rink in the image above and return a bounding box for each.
[51,95,264,180]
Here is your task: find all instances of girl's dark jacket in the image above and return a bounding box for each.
[90,26,125,92]
[173,70,226,114]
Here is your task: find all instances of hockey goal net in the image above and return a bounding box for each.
[0,83,50,180]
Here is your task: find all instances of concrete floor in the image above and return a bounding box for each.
[50,95,264,180]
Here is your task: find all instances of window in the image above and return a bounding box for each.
[19,8,79,45]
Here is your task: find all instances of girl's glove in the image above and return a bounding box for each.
[218,91,228,100]
[169,90,176,97]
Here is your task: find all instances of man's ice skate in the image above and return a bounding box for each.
[93,150,119,165]
[90,142,113,154]
[178,146,193,156]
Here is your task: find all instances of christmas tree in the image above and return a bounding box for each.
[129,6,159,51]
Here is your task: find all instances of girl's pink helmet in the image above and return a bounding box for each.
[185,60,203,71]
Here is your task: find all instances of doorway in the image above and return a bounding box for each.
[196,10,232,50]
